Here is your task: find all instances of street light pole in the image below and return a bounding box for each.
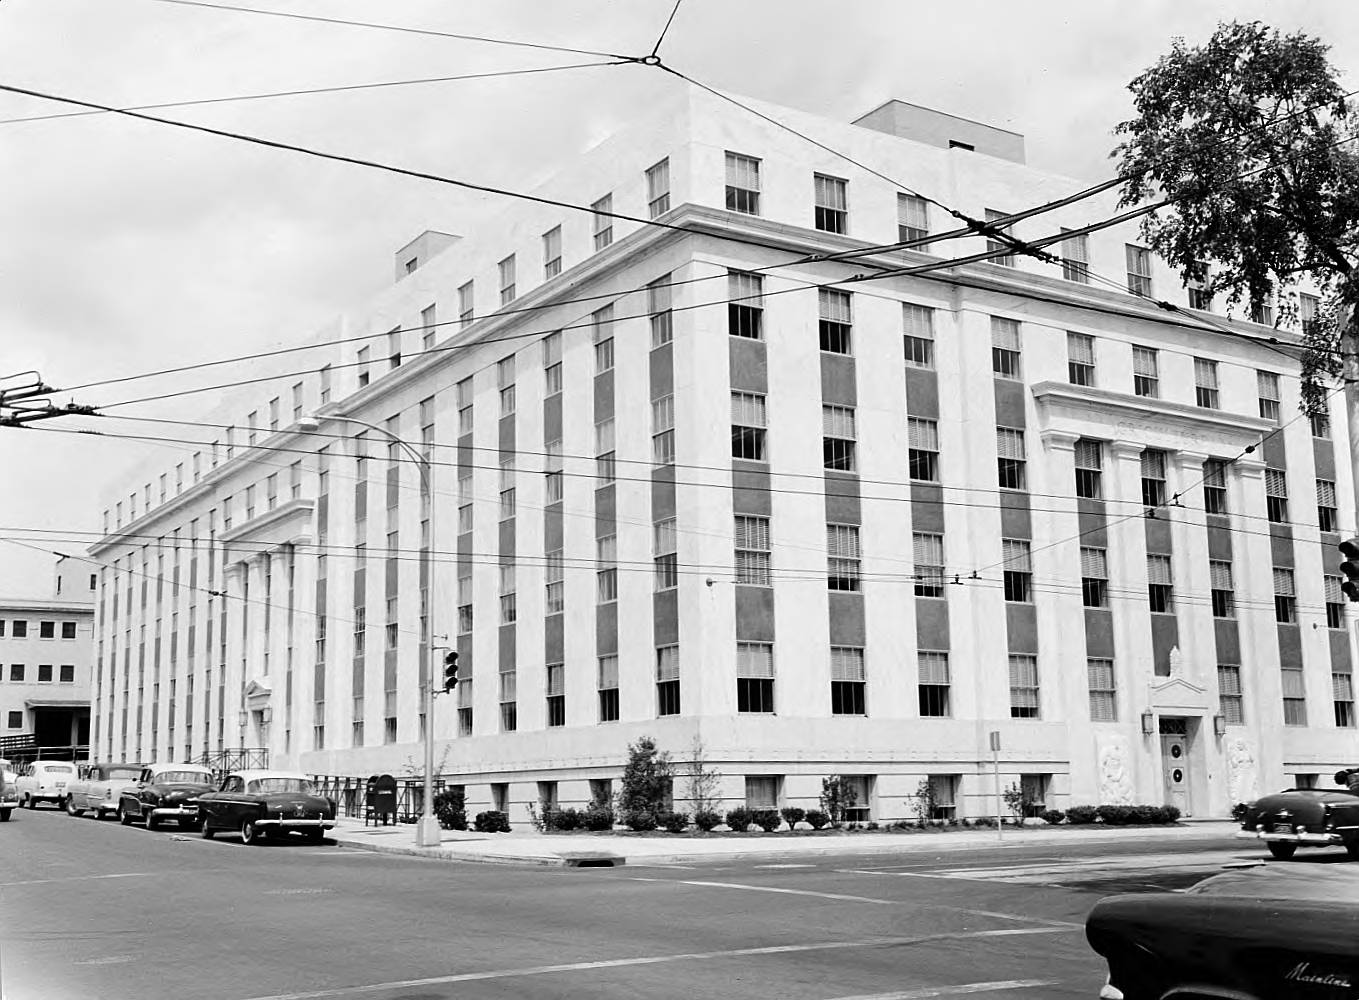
[299,413,442,848]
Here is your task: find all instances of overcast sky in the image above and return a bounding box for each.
[1,0,1355,596]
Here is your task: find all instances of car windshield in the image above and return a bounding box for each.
[247,778,314,795]
[107,767,142,780]
[155,771,208,784]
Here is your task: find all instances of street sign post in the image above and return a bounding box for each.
[989,730,1002,841]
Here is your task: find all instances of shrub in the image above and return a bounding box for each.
[545,807,581,831]
[658,810,690,833]
[618,736,673,835]
[724,806,753,832]
[474,810,511,833]
[1065,805,1098,825]
[1040,809,1065,826]
[968,816,996,828]
[866,821,879,831]
[624,809,659,832]
[1160,805,1181,824]
[752,809,782,833]
[433,788,468,831]
[693,809,722,832]
[581,804,615,831]
[820,775,860,825]
[805,809,829,830]
[780,806,806,829]
[889,819,918,831]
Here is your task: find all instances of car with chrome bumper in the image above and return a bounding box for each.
[0,758,17,821]
[1087,861,1359,999]
[14,760,78,809]
[193,770,336,845]
[66,762,143,820]
[118,763,214,829]
[1236,770,1359,860]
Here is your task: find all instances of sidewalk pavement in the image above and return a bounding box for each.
[326,817,1242,867]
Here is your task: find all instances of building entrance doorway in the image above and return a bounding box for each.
[1159,717,1191,816]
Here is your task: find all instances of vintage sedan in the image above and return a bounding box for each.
[1087,861,1359,999]
[117,763,214,830]
[1237,769,1359,860]
[66,762,144,820]
[0,758,17,821]
[14,760,78,809]
[194,770,337,845]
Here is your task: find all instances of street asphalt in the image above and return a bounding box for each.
[0,804,1318,1000]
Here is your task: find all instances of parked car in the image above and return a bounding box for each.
[1087,861,1359,1000]
[1236,769,1359,860]
[194,770,337,845]
[66,762,144,820]
[0,758,17,821]
[117,763,214,829]
[14,760,78,809]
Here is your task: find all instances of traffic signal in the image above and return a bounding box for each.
[1340,538,1359,602]
[442,650,460,691]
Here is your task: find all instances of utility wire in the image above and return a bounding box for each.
[0,62,624,127]
[651,0,684,57]
[140,0,630,60]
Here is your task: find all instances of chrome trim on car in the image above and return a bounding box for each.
[149,805,198,818]
[1236,829,1340,845]
[253,818,335,829]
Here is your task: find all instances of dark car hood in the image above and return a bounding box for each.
[254,793,332,812]
[148,782,214,799]
[1244,788,1358,826]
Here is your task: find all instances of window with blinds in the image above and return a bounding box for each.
[991,316,1022,379]
[597,535,617,603]
[1218,665,1244,725]
[654,518,678,591]
[1125,244,1152,297]
[814,173,848,234]
[918,651,950,717]
[1334,672,1355,728]
[1257,370,1281,422]
[1067,332,1095,386]
[1274,568,1297,623]
[913,532,945,597]
[984,208,1014,266]
[1266,468,1289,523]
[592,194,613,251]
[735,515,771,586]
[646,158,670,218]
[597,654,619,723]
[1132,346,1159,398]
[648,275,673,348]
[1318,479,1338,532]
[908,417,939,482]
[1081,546,1108,608]
[1194,358,1220,409]
[1326,575,1345,629]
[1148,554,1173,612]
[1140,449,1167,507]
[1282,667,1307,726]
[830,646,866,716]
[823,404,856,472]
[652,394,675,467]
[595,418,616,485]
[728,270,764,339]
[819,288,853,354]
[724,152,760,215]
[546,663,565,727]
[1087,659,1117,721]
[656,645,680,716]
[1002,538,1032,602]
[732,392,768,461]
[997,427,1027,490]
[736,642,774,714]
[1075,439,1103,499]
[1210,560,1234,618]
[1203,458,1228,514]
[827,524,861,592]
[545,550,564,614]
[1009,654,1040,718]
[897,193,928,246]
[498,255,517,305]
[1061,229,1089,283]
[903,303,935,369]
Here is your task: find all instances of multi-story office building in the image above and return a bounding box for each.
[0,559,96,755]
[89,88,1356,823]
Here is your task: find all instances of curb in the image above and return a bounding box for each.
[334,840,568,866]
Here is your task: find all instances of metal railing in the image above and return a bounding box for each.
[0,739,89,767]
[193,748,270,782]
[309,774,447,822]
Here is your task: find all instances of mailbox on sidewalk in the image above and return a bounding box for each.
[365,774,398,826]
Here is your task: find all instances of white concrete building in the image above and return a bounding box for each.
[89,87,1358,823]
[0,559,96,757]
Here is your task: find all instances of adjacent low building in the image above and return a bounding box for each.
[89,86,1356,823]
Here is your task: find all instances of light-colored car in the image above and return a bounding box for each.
[66,762,144,820]
[14,760,78,809]
[0,758,17,821]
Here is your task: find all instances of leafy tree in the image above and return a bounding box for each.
[819,775,859,825]
[683,734,723,819]
[1113,20,1359,413]
[617,735,672,831]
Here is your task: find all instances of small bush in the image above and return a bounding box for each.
[623,809,659,832]
[1160,805,1181,824]
[780,806,806,829]
[693,809,722,832]
[658,810,689,833]
[544,807,581,831]
[866,821,879,831]
[1065,805,1098,825]
[724,807,753,832]
[751,809,782,833]
[581,805,615,831]
[1040,809,1065,826]
[433,789,468,831]
[805,809,829,830]
[1096,804,1129,825]
[474,810,511,833]
[968,816,996,828]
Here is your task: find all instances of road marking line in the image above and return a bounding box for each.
[630,877,1081,928]
[754,863,817,869]
[0,872,159,888]
[236,928,1073,1000]
[830,981,1056,999]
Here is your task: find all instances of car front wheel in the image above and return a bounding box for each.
[240,818,263,846]
[1268,842,1297,860]
[117,805,131,826]
[145,811,158,831]
[66,799,82,817]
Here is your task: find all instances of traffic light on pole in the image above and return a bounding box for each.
[442,650,460,691]
[1340,538,1359,602]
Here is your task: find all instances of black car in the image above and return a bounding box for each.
[1087,862,1359,999]
[1238,770,1359,860]
[194,770,336,845]
[118,763,215,830]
